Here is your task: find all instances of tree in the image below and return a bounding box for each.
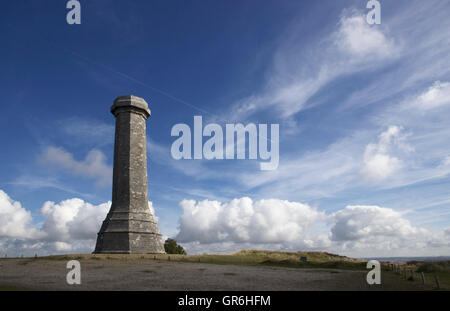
[164,238,186,255]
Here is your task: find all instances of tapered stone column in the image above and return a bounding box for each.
[94,95,165,254]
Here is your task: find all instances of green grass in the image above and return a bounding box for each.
[0,285,26,291]
[416,261,450,273]
[187,250,365,270]
[31,249,365,270]
[382,261,450,290]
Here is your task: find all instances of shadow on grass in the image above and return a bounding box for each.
[259,259,366,271]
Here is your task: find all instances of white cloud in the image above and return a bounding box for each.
[210,5,450,205]
[54,241,73,252]
[413,81,450,110]
[58,117,114,146]
[362,126,408,180]
[0,189,165,256]
[174,198,448,257]
[226,11,398,121]
[39,146,112,187]
[340,1,450,112]
[40,198,110,242]
[176,197,323,244]
[330,205,425,242]
[0,190,42,239]
[40,198,155,246]
[423,227,450,248]
[334,13,396,58]
[1,189,448,257]
[363,153,402,180]
[352,78,450,189]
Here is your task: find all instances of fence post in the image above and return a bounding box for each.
[434,275,440,289]
[420,272,425,285]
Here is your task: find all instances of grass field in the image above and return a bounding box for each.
[17,249,365,269]
[381,260,450,290]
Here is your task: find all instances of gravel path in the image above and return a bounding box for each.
[0,258,393,291]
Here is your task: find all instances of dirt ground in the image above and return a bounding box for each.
[0,258,421,291]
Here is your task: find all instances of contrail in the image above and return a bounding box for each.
[52,44,276,143]
[54,44,215,116]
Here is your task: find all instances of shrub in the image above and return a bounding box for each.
[164,238,186,255]
[417,261,450,273]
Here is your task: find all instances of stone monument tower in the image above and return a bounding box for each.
[94,95,165,254]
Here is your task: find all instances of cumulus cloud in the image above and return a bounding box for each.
[0,189,165,256]
[39,146,112,187]
[40,198,110,242]
[176,197,323,244]
[1,189,447,257]
[413,81,450,110]
[174,197,448,257]
[362,126,410,180]
[176,198,428,249]
[330,205,425,242]
[0,190,43,239]
[335,12,396,58]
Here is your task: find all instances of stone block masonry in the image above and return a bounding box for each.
[94,95,165,254]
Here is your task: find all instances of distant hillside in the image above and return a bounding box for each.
[25,249,367,270]
[361,256,450,263]
[232,249,361,263]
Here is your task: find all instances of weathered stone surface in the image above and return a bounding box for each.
[94,95,165,254]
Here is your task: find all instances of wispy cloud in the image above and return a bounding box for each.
[57,117,114,146]
[226,10,399,122]
[6,175,96,200]
[38,146,112,187]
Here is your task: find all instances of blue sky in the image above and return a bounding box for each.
[1,0,450,257]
